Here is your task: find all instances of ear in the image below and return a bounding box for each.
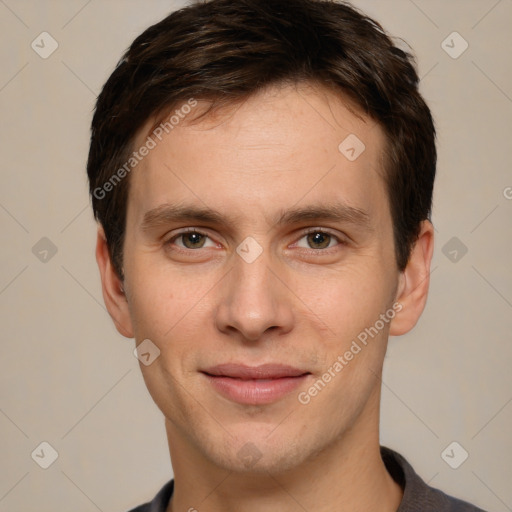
[96,225,134,338]
[389,220,434,336]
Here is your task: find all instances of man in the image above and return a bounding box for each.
[87,0,486,510]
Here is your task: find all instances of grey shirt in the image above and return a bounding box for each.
[128,447,486,511]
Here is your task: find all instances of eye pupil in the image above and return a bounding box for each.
[307,232,330,249]
[183,232,205,249]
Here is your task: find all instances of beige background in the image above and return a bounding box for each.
[0,0,511,510]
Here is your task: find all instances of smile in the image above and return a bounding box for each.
[202,364,311,405]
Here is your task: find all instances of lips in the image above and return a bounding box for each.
[202,363,311,405]
[203,363,309,380]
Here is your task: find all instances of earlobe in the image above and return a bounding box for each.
[95,225,134,339]
[389,220,434,336]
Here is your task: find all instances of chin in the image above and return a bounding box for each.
[202,429,320,476]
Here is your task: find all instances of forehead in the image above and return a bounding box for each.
[127,83,389,228]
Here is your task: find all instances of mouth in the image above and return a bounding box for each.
[201,363,311,405]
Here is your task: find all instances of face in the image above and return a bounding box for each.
[99,83,430,475]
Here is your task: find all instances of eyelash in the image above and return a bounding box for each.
[164,227,345,254]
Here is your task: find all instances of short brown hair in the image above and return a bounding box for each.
[87,0,436,278]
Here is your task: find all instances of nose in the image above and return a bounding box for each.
[214,249,295,343]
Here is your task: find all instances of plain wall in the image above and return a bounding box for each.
[0,0,511,510]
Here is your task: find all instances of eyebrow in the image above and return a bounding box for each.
[140,202,372,233]
[276,203,371,229]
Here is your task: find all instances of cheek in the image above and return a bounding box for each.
[296,271,393,420]
[128,270,207,417]
[125,259,222,392]
[125,254,211,340]
[296,264,393,342]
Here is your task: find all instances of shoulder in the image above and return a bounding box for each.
[127,506,149,512]
[125,480,174,512]
[381,447,487,512]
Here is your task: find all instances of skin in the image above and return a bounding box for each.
[96,82,434,511]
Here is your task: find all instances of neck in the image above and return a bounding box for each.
[166,385,403,512]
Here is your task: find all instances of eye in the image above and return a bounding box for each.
[294,230,342,250]
[165,228,344,254]
[167,229,217,250]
